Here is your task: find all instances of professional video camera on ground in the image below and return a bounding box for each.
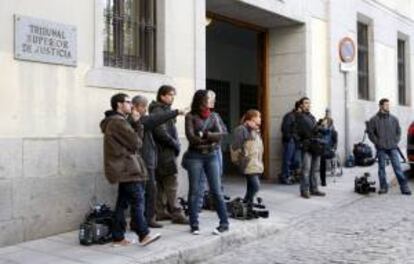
[354,172,376,195]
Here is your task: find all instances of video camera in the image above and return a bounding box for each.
[354,172,376,194]
[226,197,269,220]
[79,202,114,246]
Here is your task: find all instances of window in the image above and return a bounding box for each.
[239,83,259,119]
[206,79,231,130]
[357,22,370,100]
[398,39,407,105]
[103,0,156,72]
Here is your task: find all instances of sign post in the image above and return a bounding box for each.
[338,37,356,158]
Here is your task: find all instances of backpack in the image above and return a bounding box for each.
[353,131,375,166]
[230,125,248,165]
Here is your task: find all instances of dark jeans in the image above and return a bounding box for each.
[244,174,260,204]
[112,182,149,242]
[320,155,327,186]
[281,139,300,180]
[186,150,229,229]
[145,168,157,222]
[377,148,410,192]
[300,151,320,193]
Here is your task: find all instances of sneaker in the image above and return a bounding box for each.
[212,226,229,235]
[378,188,388,195]
[139,233,161,246]
[300,191,310,199]
[112,239,132,247]
[310,190,326,196]
[191,226,200,235]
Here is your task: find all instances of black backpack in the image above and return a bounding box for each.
[353,131,375,166]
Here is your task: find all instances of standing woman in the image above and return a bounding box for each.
[196,90,228,211]
[184,89,229,235]
[231,110,263,205]
[317,108,338,186]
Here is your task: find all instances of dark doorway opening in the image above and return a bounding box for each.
[206,15,268,177]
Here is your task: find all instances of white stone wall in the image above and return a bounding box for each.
[268,25,307,177]
[328,0,414,159]
[0,0,196,246]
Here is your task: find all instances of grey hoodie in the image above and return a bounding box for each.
[367,111,401,150]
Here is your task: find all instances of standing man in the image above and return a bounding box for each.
[280,101,301,185]
[295,97,326,199]
[367,98,411,195]
[130,95,186,228]
[100,93,160,246]
[149,85,188,224]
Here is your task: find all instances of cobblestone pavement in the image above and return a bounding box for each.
[206,183,414,264]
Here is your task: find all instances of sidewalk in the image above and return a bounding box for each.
[0,165,408,264]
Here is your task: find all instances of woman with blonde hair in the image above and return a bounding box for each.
[230,109,264,204]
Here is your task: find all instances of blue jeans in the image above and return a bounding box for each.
[300,151,320,193]
[377,148,409,192]
[281,139,297,180]
[197,148,223,210]
[244,174,260,204]
[112,182,149,241]
[186,150,229,229]
[294,148,302,171]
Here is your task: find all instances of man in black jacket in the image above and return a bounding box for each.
[130,95,186,228]
[296,97,326,199]
[367,98,411,195]
[149,85,188,224]
[280,101,301,185]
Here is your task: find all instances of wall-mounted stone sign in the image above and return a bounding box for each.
[14,15,77,66]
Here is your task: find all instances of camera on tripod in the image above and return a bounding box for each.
[354,172,376,194]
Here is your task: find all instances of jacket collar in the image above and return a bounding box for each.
[377,111,390,118]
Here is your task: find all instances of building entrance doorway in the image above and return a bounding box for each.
[206,13,269,178]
